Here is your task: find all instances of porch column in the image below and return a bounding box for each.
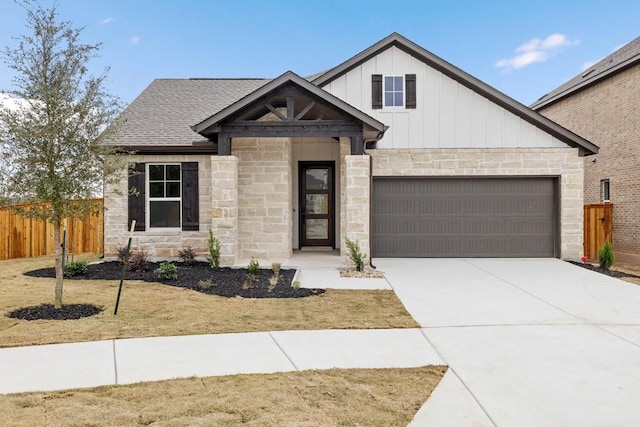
[343,155,370,265]
[210,155,238,265]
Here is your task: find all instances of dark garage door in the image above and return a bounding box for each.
[372,177,557,258]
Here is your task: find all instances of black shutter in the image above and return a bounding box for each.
[405,74,416,109]
[181,162,199,231]
[372,74,382,109]
[128,162,146,231]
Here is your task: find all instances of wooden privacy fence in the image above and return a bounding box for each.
[0,199,104,260]
[584,203,613,261]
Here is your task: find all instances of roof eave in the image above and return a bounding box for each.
[531,53,640,110]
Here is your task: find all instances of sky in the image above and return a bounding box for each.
[0,0,639,107]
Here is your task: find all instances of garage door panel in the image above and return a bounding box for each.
[372,178,556,258]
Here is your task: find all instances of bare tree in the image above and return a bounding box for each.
[0,1,124,308]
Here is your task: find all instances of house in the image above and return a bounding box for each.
[104,33,597,265]
[532,36,640,264]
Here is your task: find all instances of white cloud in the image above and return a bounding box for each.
[496,33,580,72]
[130,36,140,45]
[100,17,113,25]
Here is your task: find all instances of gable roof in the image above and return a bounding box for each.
[114,78,269,147]
[531,36,640,110]
[192,71,386,137]
[313,32,598,156]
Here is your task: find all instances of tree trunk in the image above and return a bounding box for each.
[53,215,64,309]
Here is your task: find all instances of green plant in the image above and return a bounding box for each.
[598,239,615,270]
[116,246,131,264]
[345,237,365,272]
[127,250,150,272]
[271,262,281,275]
[248,258,260,273]
[207,230,221,269]
[292,280,301,290]
[155,262,178,280]
[63,260,88,277]
[178,246,197,265]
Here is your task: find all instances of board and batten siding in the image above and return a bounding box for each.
[321,45,567,150]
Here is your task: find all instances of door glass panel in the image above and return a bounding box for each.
[306,194,328,214]
[305,168,329,190]
[306,219,328,240]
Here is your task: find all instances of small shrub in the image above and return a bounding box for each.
[116,246,131,264]
[292,280,301,290]
[345,237,365,272]
[207,229,221,269]
[599,240,615,270]
[178,246,197,265]
[198,279,214,290]
[242,273,257,290]
[248,258,260,273]
[64,261,88,277]
[269,262,282,291]
[127,250,150,272]
[155,262,178,280]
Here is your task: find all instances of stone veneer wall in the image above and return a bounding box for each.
[370,148,584,260]
[343,155,371,264]
[233,137,292,263]
[103,154,212,259]
[210,156,238,265]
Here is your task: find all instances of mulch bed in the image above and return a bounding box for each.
[24,261,323,298]
[16,261,323,321]
[7,304,103,321]
[567,261,640,279]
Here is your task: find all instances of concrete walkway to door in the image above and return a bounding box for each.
[376,258,640,426]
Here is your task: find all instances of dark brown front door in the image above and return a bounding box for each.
[299,162,335,247]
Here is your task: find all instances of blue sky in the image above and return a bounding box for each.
[0,0,638,107]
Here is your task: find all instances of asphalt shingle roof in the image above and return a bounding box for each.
[531,36,640,109]
[115,78,269,146]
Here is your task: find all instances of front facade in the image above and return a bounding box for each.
[104,33,597,264]
[532,36,640,263]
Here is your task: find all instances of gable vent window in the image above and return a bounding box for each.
[601,179,610,203]
[372,74,416,109]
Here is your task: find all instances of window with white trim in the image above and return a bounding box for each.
[148,164,181,228]
[601,179,610,203]
[384,75,404,107]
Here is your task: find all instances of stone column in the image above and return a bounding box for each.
[344,155,370,265]
[210,156,238,265]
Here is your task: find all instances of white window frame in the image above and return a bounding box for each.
[147,163,182,229]
[601,179,610,203]
[383,75,405,108]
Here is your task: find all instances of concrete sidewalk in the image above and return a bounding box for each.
[0,328,442,394]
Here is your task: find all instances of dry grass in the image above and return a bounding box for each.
[0,255,419,348]
[0,366,447,426]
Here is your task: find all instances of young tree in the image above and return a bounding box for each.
[0,1,124,308]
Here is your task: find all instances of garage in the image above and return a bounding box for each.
[372,177,558,258]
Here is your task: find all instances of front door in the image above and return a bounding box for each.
[299,162,335,247]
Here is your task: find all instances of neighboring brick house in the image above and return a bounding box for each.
[104,33,597,264]
[532,36,640,264]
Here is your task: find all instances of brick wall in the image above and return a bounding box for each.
[371,147,584,260]
[537,64,640,261]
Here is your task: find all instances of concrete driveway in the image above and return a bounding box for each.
[375,258,640,426]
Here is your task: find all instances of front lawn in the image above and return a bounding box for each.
[0,255,419,348]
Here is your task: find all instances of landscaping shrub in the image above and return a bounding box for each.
[269,262,281,291]
[345,237,365,272]
[248,258,260,273]
[599,240,615,270]
[207,229,221,269]
[116,246,131,264]
[63,260,88,277]
[155,262,178,280]
[128,250,150,272]
[178,246,197,265]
